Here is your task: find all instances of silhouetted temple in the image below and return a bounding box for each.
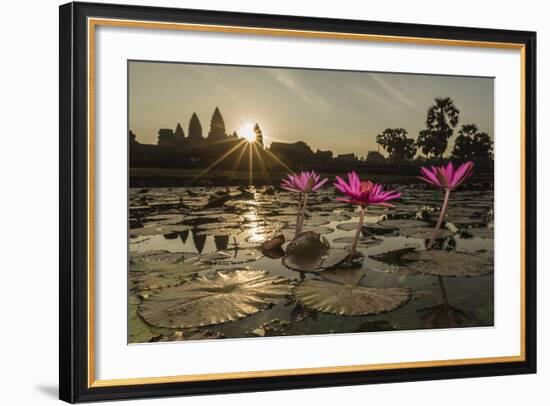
[129,104,366,175]
[129,106,459,185]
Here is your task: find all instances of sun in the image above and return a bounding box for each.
[239,122,256,143]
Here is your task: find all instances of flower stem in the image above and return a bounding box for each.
[349,206,366,261]
[296,193,309,236]
[294,194,303,237]
[427,189,451,250]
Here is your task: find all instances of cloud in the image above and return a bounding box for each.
[369,73,424,113]
[267,70,330,112]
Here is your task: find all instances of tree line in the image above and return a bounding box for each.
[376,97,493,164]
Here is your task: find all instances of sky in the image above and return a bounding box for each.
[129,61,494,157]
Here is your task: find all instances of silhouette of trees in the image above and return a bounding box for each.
[451,124,493,162]
[315,149,333,162]
[417,97,460,161]
[376,128,417,161]
[207,107,227,141]
[253,123,264,147]
[188,112,203,145]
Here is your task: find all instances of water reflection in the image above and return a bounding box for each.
[129,185,494,341]
[417,276,478,329]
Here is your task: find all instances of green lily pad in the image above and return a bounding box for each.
[199,249,262,265]
[143,214,185,226]
[336,222,361,231]
[129,226,169,237]
[294,269,410,316]
[398,227,454,239]
[461,227,494,239]
[378,219,429,229]
[282,231,351,273]
[138,269,292,328]
[195,228,241,237]
[129,252,206,292]
[332,236,383,248]
[314,212,352,222]
[445,217,484,226]
[196,221,241,230]
[150,330,224,342]
[128,295,160,343]
[401,250,493,277]
[283,247,351,273]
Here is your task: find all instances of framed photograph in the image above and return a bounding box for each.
[59,1,536,403]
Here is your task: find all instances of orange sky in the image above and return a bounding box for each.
[129,61,494,157]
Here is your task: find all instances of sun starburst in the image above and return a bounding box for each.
[239,122,256,142]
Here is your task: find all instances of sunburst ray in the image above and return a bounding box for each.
[186,139,247,186]
[262,147,293,173]
[251,141,271,184]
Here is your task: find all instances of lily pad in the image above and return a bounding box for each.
[294,269,410,316]
[262,234,285,250]
[150,330,224,342]
[128,295,159,343]
[332,236,383,248]
[143,214,185,226]
[282,226,334,239]
[370,247,419,266]
[130,251,197,273]
[199,249,262,265]
[138,269,292,328]
[216,213,245,222]
[283,247,351,273]
[336,222,360,231]
[401,250,493,277]
[187,209,225,217]
[445,217,484,226]
[301,226,334,235]
[158,224,193,233]
[378,219,429,229]
[314,212,351,222]
[129,252,206,292]
[461,227,494,239]
[196,228,241,237]
[129,226,170,237]
[269,215,298,224]
[398,227,454,239]
[281,231,350,272]
[362,224,399,236]
[196,221,241,230]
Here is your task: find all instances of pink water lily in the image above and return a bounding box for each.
[334,172,401,208]
[334,172,401,261]
[281,171,328,193]
[281,171,328,236]
[418,161,474,250]
[418,161,474,191]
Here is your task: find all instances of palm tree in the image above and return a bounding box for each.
[417,97,460,162]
